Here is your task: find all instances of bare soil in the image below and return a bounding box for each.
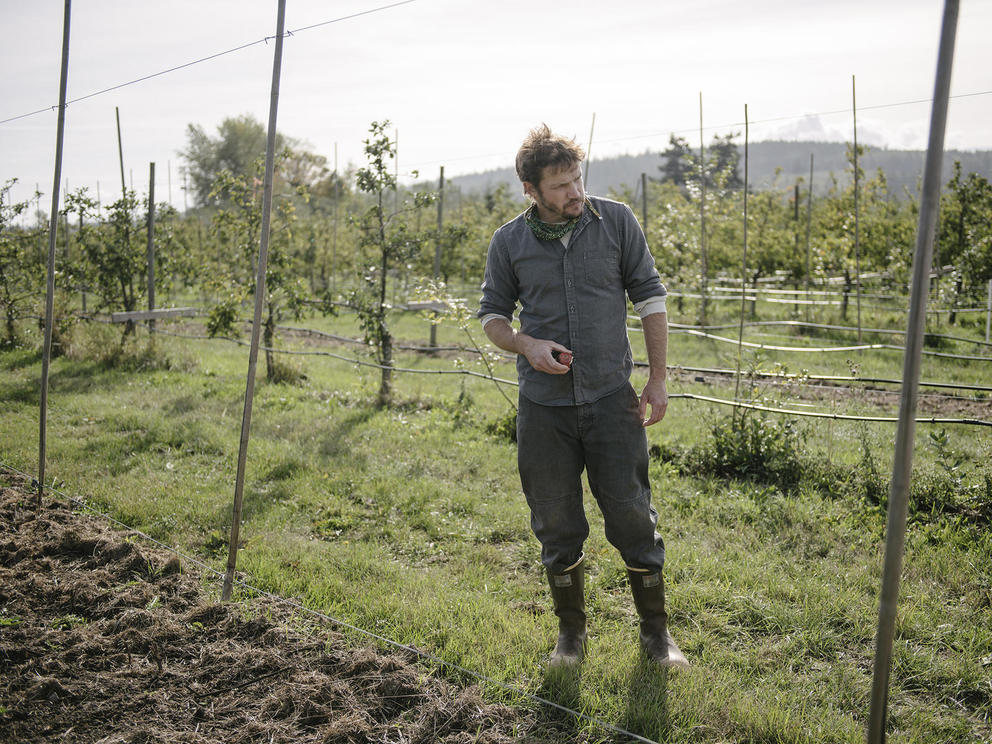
[0,469,547,744]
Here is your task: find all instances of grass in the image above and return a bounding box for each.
[1,307,991,743]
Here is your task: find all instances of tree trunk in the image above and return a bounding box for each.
[378,328,393,407]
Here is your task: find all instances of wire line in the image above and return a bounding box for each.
[0,0,421,126]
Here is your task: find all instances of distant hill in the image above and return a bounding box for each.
[447,141,992,200]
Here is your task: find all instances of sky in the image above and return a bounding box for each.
[2,0,991,216]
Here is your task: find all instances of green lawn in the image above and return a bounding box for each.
[1,307,990,743]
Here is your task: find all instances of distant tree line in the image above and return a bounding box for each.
[2,116,991,367]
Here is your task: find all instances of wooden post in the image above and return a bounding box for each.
[115,107,126,197]
[734,105,750,416]
[805,153,814,323]
[39,0,72,503]
[332,142,338,295]
[430,165,444,349]
[146,162,156,333]
[584,112,596,187]
[641,172,648,231]
[699,92,708,326]
[867,2,959,741]
[222,0,288,602]
[985,278,991,344]
[853,75,863,342]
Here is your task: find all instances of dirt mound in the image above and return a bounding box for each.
[0,470,542,743]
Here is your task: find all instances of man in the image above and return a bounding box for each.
[478,124,688,669]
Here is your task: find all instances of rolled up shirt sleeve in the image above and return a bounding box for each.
[633,295,667,318]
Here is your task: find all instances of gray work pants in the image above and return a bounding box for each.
[516,383,666,575]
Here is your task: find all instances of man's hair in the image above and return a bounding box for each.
[515,124,585,186]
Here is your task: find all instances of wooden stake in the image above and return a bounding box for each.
[38,0,72,503]
[699,92,708,326]
[734,105,749,416]
[986,278,991,344]
[115,107,126,197]
[222,0,288,602]
[584,112,596,187]
[430,165,444,348]
[641,172,648,230]
[146,162,156,333]
[805,153,814,323]
[867,2,959,740]
[853,75,863,342]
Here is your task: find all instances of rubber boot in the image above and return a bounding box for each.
[627,567,689,668]
[547,555,587,667]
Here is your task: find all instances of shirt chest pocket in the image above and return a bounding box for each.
[583,250,621,289]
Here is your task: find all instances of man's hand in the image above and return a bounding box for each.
[482,318,571,375]
[639,377,668,427]
[520,336,573,375]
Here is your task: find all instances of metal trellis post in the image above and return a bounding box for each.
[866,1,959,741]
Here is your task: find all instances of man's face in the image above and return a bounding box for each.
[524,163,585,223]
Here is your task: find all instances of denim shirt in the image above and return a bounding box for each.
[478,195,666,406]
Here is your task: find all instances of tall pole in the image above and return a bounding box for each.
[734,105,749,416]
[332,142,339,295]
[584,112,596,187]
[985,278,991,344]
[146,162,156,333]
[853,75,863,342]
[39,0,72,503]
[805,153,814,323]
[222,0,288,602]
[115,107,126,197]
[866,2,958,741]
[699,92,708,326]
[430,165,444,348]
[641,172,648,231]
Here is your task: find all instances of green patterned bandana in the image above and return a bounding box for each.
[524,202,582,241]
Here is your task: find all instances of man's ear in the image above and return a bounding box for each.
[522,181,537,201]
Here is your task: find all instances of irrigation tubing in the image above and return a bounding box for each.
[665,364,992,394]
[664,319,992,350]
[0,460,659,744]
[71,313,992,401]
[666,328,992,361]
[669,393,990,427]
[137,323,992,428]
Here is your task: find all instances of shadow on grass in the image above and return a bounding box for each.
[535,662,583,741]
[621,656,671,742]
[0,347,43,370]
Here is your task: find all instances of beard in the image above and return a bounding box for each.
[534,192,584,223]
